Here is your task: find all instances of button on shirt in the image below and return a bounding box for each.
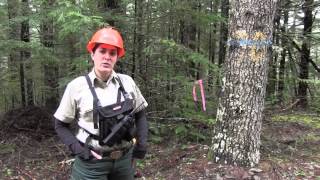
[54,70,148,151]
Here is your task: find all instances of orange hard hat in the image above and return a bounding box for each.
[87,27,125,57]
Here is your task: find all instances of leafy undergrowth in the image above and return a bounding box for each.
[0,107,319,179]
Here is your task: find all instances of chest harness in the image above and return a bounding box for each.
[83,74,136,150]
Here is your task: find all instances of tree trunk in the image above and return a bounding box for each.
[21,0,33,106]
[288,49,298,99]
[189,18,197,79]
[277,2,289,104]
[97,0,119,26]
[185,1,198,78]
[106,0,118,26]
[97,0,125,73]
[41,0,58,111]
[196,2,206,80]
[216,0,229,95]
[266,0,280,100]
[211,0,277,167]
[179,20,186,45]
[131,0,143,79]
[297,0,313,108]
[209,0,219,65]
[208,0,219,86]
[136,0,144,78]
[289,7,299,100]
[144,0,151,95]
[7,0,20,108]
[218,0,229,67]
[19,59,26,107]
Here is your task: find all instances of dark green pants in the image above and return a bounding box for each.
[71,149,134,180]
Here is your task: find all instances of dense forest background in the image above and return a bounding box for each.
[1,0,320,116]
[0,0,320,179]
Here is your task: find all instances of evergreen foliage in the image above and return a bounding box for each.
[0,0,320,143]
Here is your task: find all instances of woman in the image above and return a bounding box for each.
[54,27,148,180]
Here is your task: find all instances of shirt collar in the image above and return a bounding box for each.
[88,69,117,88]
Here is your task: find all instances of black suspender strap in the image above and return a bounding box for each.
[84,75,100,129]
[116,87,122,103]
[84,74,131,129]
[115,76,130,101]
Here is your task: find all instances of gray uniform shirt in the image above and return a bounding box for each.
[54,70,148,151]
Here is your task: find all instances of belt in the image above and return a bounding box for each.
[100,147,131,160]
[78,142,132,160]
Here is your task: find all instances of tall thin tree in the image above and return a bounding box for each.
[277,1,289,104]
[41,0,58,111]
[266,0,281,100]
[21,0,33,106]
[297,0,313,108]
[131,0,144,79]
[208,0,219,86]
[7,0,20,108]
[218,0,229,67]
[216,0,229,94]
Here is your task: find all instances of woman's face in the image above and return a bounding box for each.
[91,44,118,79]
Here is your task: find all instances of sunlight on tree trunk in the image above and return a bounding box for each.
[211,0,277,167]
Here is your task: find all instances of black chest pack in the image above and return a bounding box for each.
[84,74,136,147]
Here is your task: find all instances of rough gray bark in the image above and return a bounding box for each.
[211,0,277,167]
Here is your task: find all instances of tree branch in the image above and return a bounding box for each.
[308,58,320,73]
[289,37,320,73]
[289,38,301,52]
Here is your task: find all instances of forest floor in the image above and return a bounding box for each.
[0,106,319,180]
